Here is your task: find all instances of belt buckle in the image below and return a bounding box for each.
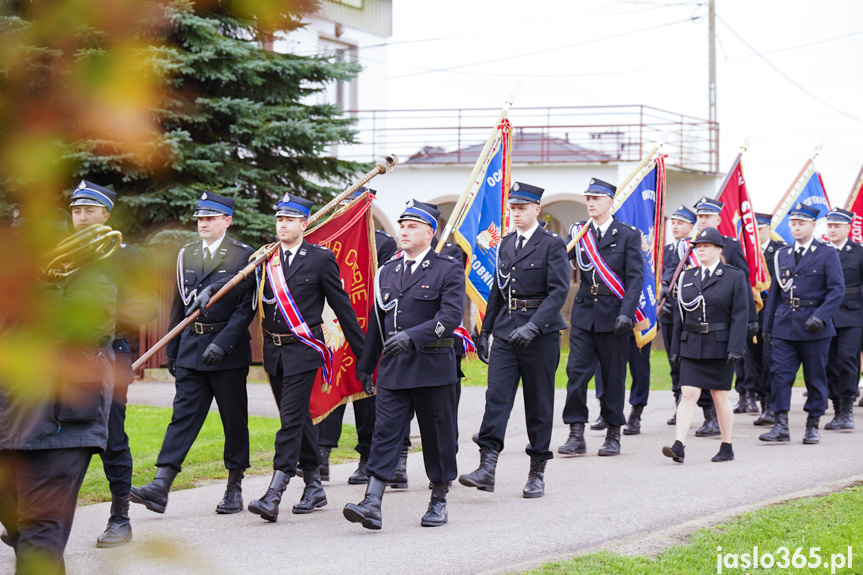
[699,322,709,334]
[590,285,599,296]
[194,323,204,335]
[790,297,800,308]
[272,334,282,346]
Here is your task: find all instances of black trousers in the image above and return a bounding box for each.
[660,320,681,396]
[770,337,830,417]
[827,326,863,400]
[0,447,92,575]
[595,338,651,407]
[268,367,321,475]
[317,396,410,457]
[478,331,559,460]
[563,327,629,427]
[99,352,133,497]
[366,383,458,484]
[156,366,250,472]
[736,340,759,394]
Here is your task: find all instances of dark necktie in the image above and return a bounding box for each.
[704,268,711,280]
[283,250,292,272]
[595,227,602,242]
[516,236,525,254]
[795,247,805,264]
[402,260,415,287]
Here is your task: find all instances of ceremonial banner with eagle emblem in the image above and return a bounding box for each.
[452,120,511,323]
[304,192,376,423]
[613,154,666,347]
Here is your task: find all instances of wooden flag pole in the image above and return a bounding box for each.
[132,154,398,371]
[566,143,663,253]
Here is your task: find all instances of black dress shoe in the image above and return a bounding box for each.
[711,442,734,462]
[662,440,685,463]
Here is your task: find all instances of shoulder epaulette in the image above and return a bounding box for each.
[230,238,251,250]
[182,240,198,248]
[377,229,392,238]
[312,243,327,250]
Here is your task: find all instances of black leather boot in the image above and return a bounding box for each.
[343,476,385,530]
[589,415,607,431]
[348,457,369,485]
[0,529,14,549]
[215,469,244,514]
[522,458,546,498]
[759,411,790,442]
[558,423,586,456]
[319,446,332,482]
[754,395,776,426]
[248,470,290,522]
[695,406,716,437]
[292,468,327,514]
[744,392,760,413]
[803,415,820,444]
[839,397,855,430]
[130,466,178,514]
[733,392,747,414]
[96,493,132,548]
[667,394,680,426]
[711,442,735,462]
[824,399,842,430]
[662,439,685,463]
[458,447,499,492]
[388,448,408,489]
[597,426,621,456]
[623,405,644,436]
[421,482,449,527]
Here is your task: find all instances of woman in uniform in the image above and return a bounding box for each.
[663,227,749,463]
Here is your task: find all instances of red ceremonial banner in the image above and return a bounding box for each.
[304,194,376,423]
[716,160,770,304]
[845,164,863,244]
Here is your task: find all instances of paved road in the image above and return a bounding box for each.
[3,385,863,575]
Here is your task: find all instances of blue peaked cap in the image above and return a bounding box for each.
[275,193,313,218]
[69,180,116,211]
[671,205,696,224]
[788,202,819,221]
[398,199,440,232]
[194,191,235,217]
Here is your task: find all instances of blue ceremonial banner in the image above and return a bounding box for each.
[772,168,831,245]
[453,134,506,318]
[613,156,666,346]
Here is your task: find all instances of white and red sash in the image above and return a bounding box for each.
[680,238,701,267]
[574,224,647,324]
[266,251,333,384]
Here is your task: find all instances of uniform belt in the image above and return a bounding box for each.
[683,322,729,334]
[579,283,614,296]
[421,338,454,349]
[265,325,322,346]
[191,322,228,335]
[781,297,823,308]
[845,285,861,295]
[508,298,545,311]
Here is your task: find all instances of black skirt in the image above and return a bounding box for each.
[679,357,734,391]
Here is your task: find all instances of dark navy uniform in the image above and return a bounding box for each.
[762,203,844,443]
[661,241,682,395]
[562,190,644,442]
[752,228,787,423]
[824,208,863,429]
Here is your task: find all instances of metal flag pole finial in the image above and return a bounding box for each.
[811,143,823,160]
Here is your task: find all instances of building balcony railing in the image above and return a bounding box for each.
[338,105,719,174]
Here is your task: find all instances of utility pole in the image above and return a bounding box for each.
[708,0,718,170]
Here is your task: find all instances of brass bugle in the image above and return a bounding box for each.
[41,224,123,281]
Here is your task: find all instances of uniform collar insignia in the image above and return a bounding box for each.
[611,228,618,236]
[847,245,852,251]
[395,263,402,273]
[812,245,817,252]
[694,269,700,277]
[421,259,430,269]
[299,248,307,256]
[715,268,723,276]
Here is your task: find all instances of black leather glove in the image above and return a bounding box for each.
[167,357,177,377]
[804,315,825,334]
[659,284,671,303]
[201,343,226,366]
[669,354,680,368]
[383,331,413,356]
[476,332,490,365]
[357,370,375,395]
[613,315,635,335]
[747,321,759,340]
[726,351,743,365]
[187,285,215,317]
[508,322,541,352]
[657,300,674,323]
[763,331,773,346]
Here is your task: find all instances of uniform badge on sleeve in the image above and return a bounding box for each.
[435,322,445,337]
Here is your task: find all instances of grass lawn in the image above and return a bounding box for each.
[79,405,360,505]
[525,484,863,575]
[461,347,807,391]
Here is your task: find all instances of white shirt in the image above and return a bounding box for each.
[794,238,815,254]
[404,246,432,271]
[281,242,302,267]
[590,216,613,237]
[202,234,226,259]
[832,239,848,251]
[702,259,720,278]
[515,221,540,248]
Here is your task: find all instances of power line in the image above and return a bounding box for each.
[716,14,863,124]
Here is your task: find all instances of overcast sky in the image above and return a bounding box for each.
[365,0,863,211]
